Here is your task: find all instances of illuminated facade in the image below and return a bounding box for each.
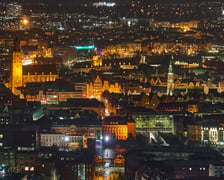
[174,80,202,90]
[22,64,58,86]
[167,59,174,96]
[40,133,86,149]
[86,76,121,99]
[102,43,141,58]
[201,126,224,145]
[92,55,102,66]
[102,116,136,140]
[51,125,102,140]
[149,19,199,32]
[188,124,224,146]
[10,41,23,95]
[10,41,58,96]
[133,112,174,142]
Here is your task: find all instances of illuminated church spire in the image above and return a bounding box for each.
[10,37,23,95]
[167,56,174,96]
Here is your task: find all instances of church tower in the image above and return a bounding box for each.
[10,37,23,95]
[167,56,174,96]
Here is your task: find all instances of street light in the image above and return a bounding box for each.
[105,136,109,141]
[23,19,28,25]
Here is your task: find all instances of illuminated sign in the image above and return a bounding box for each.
[72,45,95,50]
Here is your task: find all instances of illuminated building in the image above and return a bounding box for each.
[52,124,102,140]
[10,39,58,96]
[25,89,85,105]
[102,116,136,140]
[16,151,37,173]
[40,133,86,149]
[203,80,224,94]
[132,111,174,142]
[49,109,102,140]
[201,125,224,146]
[174,80,202,90]
[22,64,58,86]
[102,43,141,58]
[150,76,167,87]
[187,118,224,146]
[72,45,95,58]
[92,55,102,66]
[149,19,199,32]
[10,39,23,95]
[87,76,121,99]
[74,82,87,98]
[167,59,174,96]
[6,2,22,18]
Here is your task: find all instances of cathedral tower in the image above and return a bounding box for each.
[10,37,23,95]
[167,56,174,96]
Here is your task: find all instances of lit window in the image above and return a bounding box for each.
[0,134,3,138]
[25,167,29,171]
[30,167,34,171]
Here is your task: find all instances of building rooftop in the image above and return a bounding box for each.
[23,64,58,75]
[103,116,135,125]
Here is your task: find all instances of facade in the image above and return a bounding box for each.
[52,125,102,140]
[201,125,224,146]
[86,76,121,99]
[10,42,23,95]
[102,116,136,140]
[16,151,37,173]
[132,112,174,142]
[209,163,224,177]
[40,133,85,149]
[22,64,58,86]
[25,90,77,104]
[187,123,224,146]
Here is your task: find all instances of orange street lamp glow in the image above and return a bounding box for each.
[23,19,28,25]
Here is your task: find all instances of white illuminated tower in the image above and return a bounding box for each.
[167,56,174,96]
